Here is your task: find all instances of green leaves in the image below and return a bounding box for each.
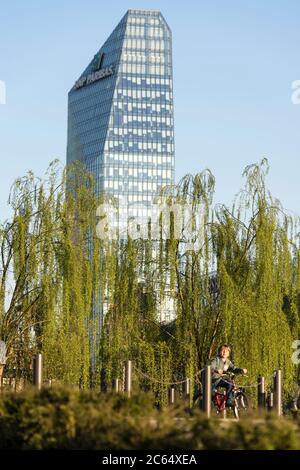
[1,158,299,404]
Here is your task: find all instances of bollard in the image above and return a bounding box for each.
[122,364,125,392]
[0,365,4,391]
[183,378,190,401]
[112,378,120,393]
[169,386,175,405]
[273,370,282,417]
[202,365,211,418]
[124,360,132,397]
[267,391,274,411]
[0,340,7,392]
[258,375,266,410]
[222,391,227,419]
[33,354,43,390]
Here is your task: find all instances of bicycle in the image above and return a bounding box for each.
[213,373,250,419]
[283,382,300,413]
[193,372,250,419]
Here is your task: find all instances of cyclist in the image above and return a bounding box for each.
[210,344,247,406]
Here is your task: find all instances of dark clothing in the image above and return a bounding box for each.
[213,377,233,391]
[212,376,235,406]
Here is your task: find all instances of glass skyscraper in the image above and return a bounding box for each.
[67,9,175,226]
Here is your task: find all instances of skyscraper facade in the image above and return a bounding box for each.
[67,9,175,226]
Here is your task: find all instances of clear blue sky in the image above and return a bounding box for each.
[0,0,299,221]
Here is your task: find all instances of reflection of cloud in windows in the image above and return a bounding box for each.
[0,80,6,105]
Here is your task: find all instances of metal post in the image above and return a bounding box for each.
[267,391,274,411]
[0,341,7,392]
[112,378,120,393]
[169,386,175,405]
[183,378,190,401]
[273,370,282,417]
[258,375,265,410]
[33,354,43,390]
[0,365,4,391]
[122,364,125,392]
[222,391,227,419]
[124,360,132,397]
[202,365,211,418]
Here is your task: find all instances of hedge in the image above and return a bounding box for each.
[0,387,299,450]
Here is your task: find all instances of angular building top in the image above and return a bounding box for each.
[67,9,175,221]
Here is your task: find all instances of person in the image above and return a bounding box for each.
[210,344,247,406]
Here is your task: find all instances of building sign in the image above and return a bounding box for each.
[91,52,104,72]
[74,52,114,90]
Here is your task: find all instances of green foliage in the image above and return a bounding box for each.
[0,161,100,387]
[1,387,300,449]
[1,158,300,404]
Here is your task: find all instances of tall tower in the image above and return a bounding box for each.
[67,9,175,225]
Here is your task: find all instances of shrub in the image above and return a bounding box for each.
[1,387,300,449]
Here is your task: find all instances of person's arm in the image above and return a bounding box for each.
[228,360,244,374]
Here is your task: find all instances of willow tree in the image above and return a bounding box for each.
[165,159,299,396]
[153,170,217,392]
[98,168,216,403]
[1,157,299,400]
[98,232,174,405]
[212,159,299,393]
[99,159,300,403]
[0,161,101,387]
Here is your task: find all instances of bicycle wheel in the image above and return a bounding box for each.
[193,393,220,415]
[233,391,249,419]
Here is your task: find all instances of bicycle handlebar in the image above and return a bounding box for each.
[219,372,248,377]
